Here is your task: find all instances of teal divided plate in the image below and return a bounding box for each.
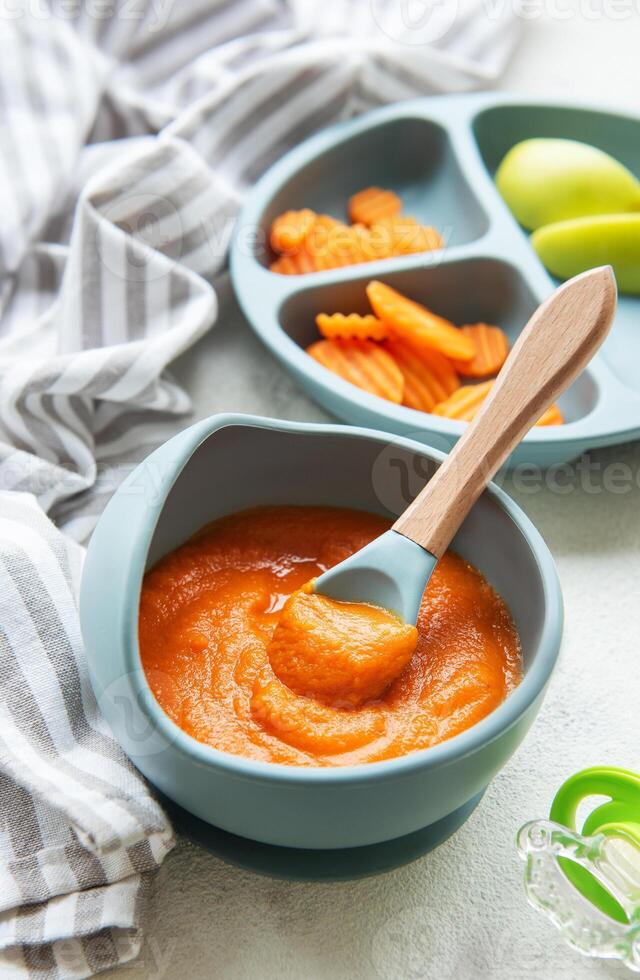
[230,94,640,468]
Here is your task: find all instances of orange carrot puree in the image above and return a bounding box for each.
[139,506,521,767]
[268,587,418,710]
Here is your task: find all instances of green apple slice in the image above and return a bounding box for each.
[496,139,640,230]
[532,213,640,295]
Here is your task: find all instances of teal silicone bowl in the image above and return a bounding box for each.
[230,94,640,468]
[80,414,563,850]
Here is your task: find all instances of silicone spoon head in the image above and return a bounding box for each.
[314,529,436,625]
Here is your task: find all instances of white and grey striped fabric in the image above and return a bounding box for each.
[0,1,522,976]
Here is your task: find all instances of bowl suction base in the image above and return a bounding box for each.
[160,791,484,881]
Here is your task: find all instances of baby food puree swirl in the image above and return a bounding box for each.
[139,506,521,767]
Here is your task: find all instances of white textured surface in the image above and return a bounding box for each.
[112,16,640,980]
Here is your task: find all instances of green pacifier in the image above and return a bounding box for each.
[518,766,640,971]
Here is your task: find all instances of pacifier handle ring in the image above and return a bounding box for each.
[549,766,640,924]
[551,766,640,844]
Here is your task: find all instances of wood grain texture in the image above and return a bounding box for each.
[393,267,617,557]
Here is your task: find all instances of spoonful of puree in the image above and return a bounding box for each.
[269,267,617,708]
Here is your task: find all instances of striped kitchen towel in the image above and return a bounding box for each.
[0,1,522,976]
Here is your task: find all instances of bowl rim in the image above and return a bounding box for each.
[122,413,563,785]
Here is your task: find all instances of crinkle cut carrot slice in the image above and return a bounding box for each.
[313,234,364,270]
[536,403,564,426]
[304,214,345,250]
[348,187,402,226]
[452,323,510,377]
[345,220,443,263]
[270,215,348,273]
[384,340,459,412]
[346,224,390,264]
[306,339,404,403]
[370,217,444,256]
[366,281,475,362]
[434,382,565,426]
[270,209,317,254]
[433,381,494,421]
[306,219,367,270]
[270,250,317,274]
[309,223,392,270]
[316,313,389,341]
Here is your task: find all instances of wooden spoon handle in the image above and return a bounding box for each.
[393,267,617,557]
